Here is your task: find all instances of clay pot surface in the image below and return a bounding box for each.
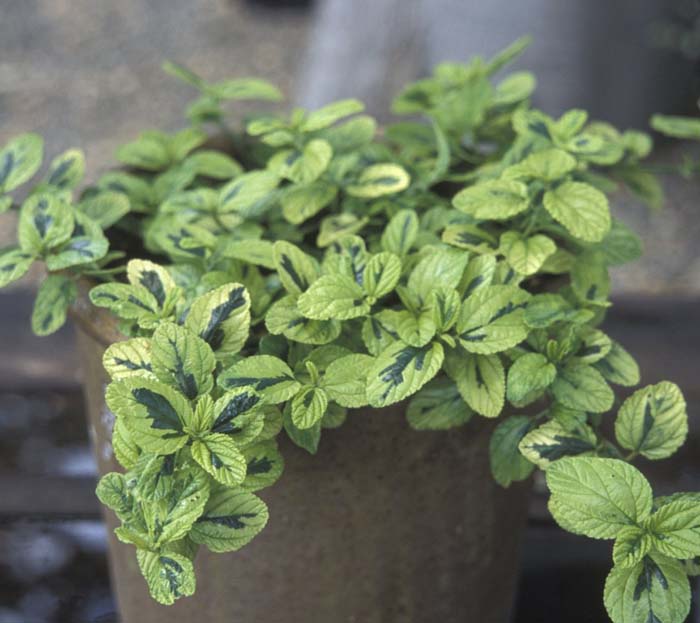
[74,296,530,623]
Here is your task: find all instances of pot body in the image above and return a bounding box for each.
[77,325,531,623]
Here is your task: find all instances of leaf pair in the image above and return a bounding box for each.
[219,350,371,435]
[546,456,698,623]
[91,260,181,330]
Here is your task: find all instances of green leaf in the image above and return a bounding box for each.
[291,386,328,430]
[546,457,653,539]
[493,71,536,105]
[524,293,593,329]
[615,382,687,460]
[447,352,505,418]
[185,283,251,358]
[453,179,529,220]
[321,354,373,408]
[442,223,498,254]
[321,403,347,429]
[219,355,299,403]
[256,405,284,442]
[506,352,557,405]
[222,239,275,270]
[511,148,576,182]
[363,252,401,299]
[489,416,535,487]
[137,550,196,605]
[31,274,77,336]
[577,328,612,364]
[543,181,611,242]
[650,114,700,139]
[571,253,611,307]
[281,180,338,225]
[45,148,85,190]
[594,341,640,387]
[77,191,130,228]
[96,472,133,521]
[218,170,279,218]
[424,118,450,186]
[0,248,35,287]
[127,260,177,308]
[551,362,614,413]
[151,323,215,400]
[456,285,531,354]
[647,499,700,560]
[392,309,436,347]
[273,241,320,296]
[519,420,597,469]
[18,193,74,254]
[103,338,153,381]
[317,213,368,247]
[381,209,418,256]
[428,287,461,332]
[45,212,109,270]
[150,465,210,544]
[150,221,215,261]
[169,128,207,161]
[459,255,496,299]
[346,163,410,198]
[190,486,269,553]
[105,377,190,454]
[269,139,332,185]
[209,388,264,445]
[322,115,377,152]
[297,274,370,320]
[499,232,556,276]
[366,341,444,408]
[192,433,247,486]
[266,295,341,345]
[406,377,473,431]
[595,219,644,266]
[89,282,160,324]
[618,167,664,211]
[361,313,400,356]
[283,402,321,454]
[300,99,364,132]
[98,171,154,213]
[612,526,652,568]
[117,134,171,171]
[210,77,282,101]
[184,150,242,179]
[242,440,284,492]
[604,554,690,623]
[0,133,43,192]
[112,418,140,469]
[486,35,532,73]
[408,247,469,303]
[135,453,178,503]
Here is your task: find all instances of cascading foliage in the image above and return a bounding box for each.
[1,37,698,621]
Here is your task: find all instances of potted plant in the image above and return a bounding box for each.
[0,38,697,623]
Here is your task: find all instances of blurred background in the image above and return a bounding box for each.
[1,0,700,621]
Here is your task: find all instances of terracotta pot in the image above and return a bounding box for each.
[72,284,531,623]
